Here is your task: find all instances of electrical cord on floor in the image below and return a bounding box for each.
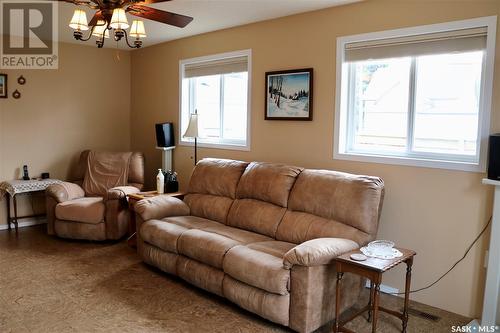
[383,216,492,296]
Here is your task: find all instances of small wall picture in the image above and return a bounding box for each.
[265,68,313,120]
[0,74,7,98]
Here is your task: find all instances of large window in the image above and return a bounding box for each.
[180,50,251,150]
[335,17,496,172]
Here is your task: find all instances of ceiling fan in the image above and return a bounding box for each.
[53,0,193,48]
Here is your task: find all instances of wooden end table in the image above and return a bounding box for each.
[0,179,63,234]
[127,191,185,247]
[334,247,416,333]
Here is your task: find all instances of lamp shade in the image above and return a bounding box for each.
[130,20,147,38]
[110,8,129,30]
[69,9,89,31]
[92,20,110,39]
[183,113,199,138]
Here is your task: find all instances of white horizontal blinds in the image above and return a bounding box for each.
[184,56,248,78]
[345,27,487,62]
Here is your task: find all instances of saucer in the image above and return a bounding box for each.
[360,246,403,259]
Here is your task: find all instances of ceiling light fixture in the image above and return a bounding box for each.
[69,8,145,49]
[60,0,193,49]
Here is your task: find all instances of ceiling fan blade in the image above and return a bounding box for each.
[88,11,104,26]
[127,4,193,28]
[90,10,113,26]
[133,0,172,4]
[44,0,99,9]
[44,0,84,3]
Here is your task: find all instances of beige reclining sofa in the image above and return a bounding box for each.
[134,158,384,333]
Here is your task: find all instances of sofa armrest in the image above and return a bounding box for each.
[106,186,141,201]
[46,182,85,203]
[283,238,359,269]
[134,195,190,221]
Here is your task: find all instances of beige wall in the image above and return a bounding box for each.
[0,42,131,226]
[130,0,500,318]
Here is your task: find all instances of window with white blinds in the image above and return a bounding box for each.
[334,17,496,172]
[180,50,251,150]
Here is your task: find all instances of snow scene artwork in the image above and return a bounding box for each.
[265,68,313,120]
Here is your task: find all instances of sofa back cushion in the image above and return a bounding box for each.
[236,162,303,207]
[188,158,249,198]
[185,158,249,224]
[227,162,303,237]
[276,169,384,245]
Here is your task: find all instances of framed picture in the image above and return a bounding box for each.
[265,68,313,120]
[0,74,7,98]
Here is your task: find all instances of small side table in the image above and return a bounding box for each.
[334,247,416,333]
[0,179,63,234]
[127,191,185,247]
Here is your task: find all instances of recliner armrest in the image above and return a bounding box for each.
[134,195,190,221]
[46,182,85,203]
[106,186,141,201]
[283,238,359,269]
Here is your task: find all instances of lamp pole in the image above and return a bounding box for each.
[194,137,197,166]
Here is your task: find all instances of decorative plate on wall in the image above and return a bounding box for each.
[0,74,7,98]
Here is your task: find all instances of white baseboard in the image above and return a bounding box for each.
[365,280,400,294]
[0,217,47,231]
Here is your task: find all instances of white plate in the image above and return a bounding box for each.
[360,246,403,259]
[350,253,367,261]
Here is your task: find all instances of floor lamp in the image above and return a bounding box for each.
[183,110,199,166]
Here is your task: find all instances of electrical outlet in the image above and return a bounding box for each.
[484,250,489,268]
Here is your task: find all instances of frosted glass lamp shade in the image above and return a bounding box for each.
[183,113,199,138]
[69,9,89,31]
[130,20,147,38]
[110,8,129,30]
[92,20,110,39]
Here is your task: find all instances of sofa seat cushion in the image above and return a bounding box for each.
[223,241,296,295]
[164,216,270,244]
[178,229,240,269]
[141,219,187,253]
[141,216,222,253]
[200,223,272,244]
[55,197,105,224]
[177,223,272,269]
[141,216,272,269]
[161,215,222,230]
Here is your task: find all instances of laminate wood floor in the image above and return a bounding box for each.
[0,225,470,332]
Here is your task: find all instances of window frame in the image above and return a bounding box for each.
[179,49,252,151]
[334,16,497,172]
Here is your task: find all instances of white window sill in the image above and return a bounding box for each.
[180,140,250,152]
[333,151,484,173]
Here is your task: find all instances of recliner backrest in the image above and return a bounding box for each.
[70,150,145,190]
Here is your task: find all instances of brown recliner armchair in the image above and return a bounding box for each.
[45,150,144,241]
